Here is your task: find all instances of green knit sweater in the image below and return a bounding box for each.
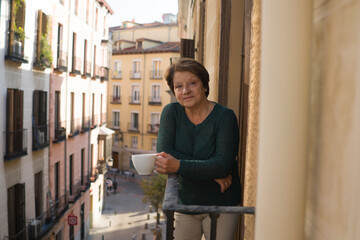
[157,102,242,206]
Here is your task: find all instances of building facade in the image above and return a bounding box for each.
[109,22,179,171]
[0,0,113,239]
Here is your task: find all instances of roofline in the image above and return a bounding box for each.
[112,49,180,55]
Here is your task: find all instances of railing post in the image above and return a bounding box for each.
[209,213,220,240]
[165,210,175,240]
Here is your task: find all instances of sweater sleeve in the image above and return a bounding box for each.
[178,109,239,180]
[157,104,195,160]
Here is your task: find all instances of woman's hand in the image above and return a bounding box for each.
[215,174,232,193]
[155,152,180,174]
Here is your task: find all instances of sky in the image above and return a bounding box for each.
[105,0,179,27]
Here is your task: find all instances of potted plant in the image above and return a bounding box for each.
[40,33,53,68]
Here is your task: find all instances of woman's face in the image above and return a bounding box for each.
[173,71,208,109]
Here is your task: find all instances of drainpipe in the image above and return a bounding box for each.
[255,1,312,239]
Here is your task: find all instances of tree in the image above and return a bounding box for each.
[140,173,167,227]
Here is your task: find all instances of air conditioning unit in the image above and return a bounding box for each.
[30,219,42,239]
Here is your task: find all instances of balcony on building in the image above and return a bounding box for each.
[147,123,160,134]
[100,113,107,126]
[5,31,28,64]
[70,56,82,75]
[111,95,121,104]
[148,96,162,105]
[93,65,101,79]
[162,174,256,240]
[32,124,49,151]
[53,121,66,143]
[91,114,100,129]
[100,66,109,81]
[69,118,81,137]
[150,70,163,79]
[81,116,91,133]
[54,50,68,72]
[127,122,140,132]
[112,70,122,79]
[68,180,81,203]
[82,60,91,78]
[129,96,141,105]
[130,70,141,79]
[80,174,90,192]
[109,121,120,130]
[4,129,28,161]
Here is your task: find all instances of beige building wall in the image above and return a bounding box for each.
[112,25,178,43]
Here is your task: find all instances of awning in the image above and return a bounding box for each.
[98,126,115,136]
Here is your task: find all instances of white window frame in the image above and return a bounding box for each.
[113,60,122,78]
[131,84,140,103]
[152,59,162,78]
[130,111,139,130]
[112,84,121,102]
[151,84,161,102]
[112,110,120,129]
[132,59,141,78]
[131,136,138,148]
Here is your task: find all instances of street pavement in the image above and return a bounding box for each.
[89,172,166,240]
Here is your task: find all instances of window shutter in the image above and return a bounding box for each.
[9,0,16,55]
[15,90,24,152]
[7,185,16,238]
[180,39,195,58]
[36,10,43,63]
[40,91,47,126]
[15,183,26,237]
[33,90,40,126]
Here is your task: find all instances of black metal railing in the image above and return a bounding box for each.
[54,192,68,217]
[4,129,28,160]
[55,50,68,72]
[111,95,121,104]
[112,70,122,79]
[148,96,162,105]
[91,114,99,129]
[81,117,91,133]
[80,174,90,191]
[69,180,81,203]
[147,123,160,134]
[32,124,49,150]
[127,122,140,132]
[5,30,28,63]
[93,65,101,78]
[71,56,82,75]
[5,225,27,240]
[100,67,109,81]
[150,70,163,79]
[69,118,81,137]
[162,174,255,240]
[53,121,66,143]
[129,96,141,105]
[83,60,91,77]
[130,70,141,79]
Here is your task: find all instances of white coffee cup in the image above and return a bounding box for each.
[131,153,157,175]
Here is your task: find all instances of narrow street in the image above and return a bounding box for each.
[89,173,166,240]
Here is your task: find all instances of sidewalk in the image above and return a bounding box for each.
[89,173,166,240]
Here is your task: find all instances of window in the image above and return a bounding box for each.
[83,39,90,76]
[91,93,95,127]
[113,60,122,78]
[35,10,50,68]
[33,90,48,150]
[150,84,161,104]
[86,0,90,23]
[130,112,139,131]
[71,32,81,74]
[112,85,121,103]
[151,138,157,151]
[69,225,74,240]
[131,60,141,79]
[69,154,74,195]
[112,111,120,129]
[81,93,87,131]
[93,45,98,78]
[95,8,98,31]
[74,0,79,15]
[152,60,162,78]
[56,23,66,71]
[81,204,85,240]
[131,84,140,104]
[149,113,160,133]
[70,92,76,135]
[103,16,106,37]
[131,136,138,149]
[81,148,85,185]
[181,38,195,58]
[5,88,26,160]
[34,172,43,219]
[100,94,104,125]
[5,0,27,62]
[8,183,26,240]
[54,91,66,141]
[55,162,60,201]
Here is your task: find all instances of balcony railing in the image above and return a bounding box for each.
[55,50,68,72]
[5,31,28,63]
[150,70,163,79]
[149,96,162,105]
[93,65,101,78]
[4,129,28,160]
[129,96,141,105]
[4,224,27,240]
[54,192,68,217]
[147,123,160,134]
[111,95,121,104]
[53,121,66,143]
[32,124,49,151]
[112,70,122,79]
[68,180,82,203]
[130,70,141,79]
[81,116,91,133]
[69,118,81,137]
[100,67,109,81]
[91,114,100,129]
[80,174,90,192]
[109,121,120,130]
[162,174,256,240]
[70,56,82,75]
[83,60,91,77]
[127,122,140,132]
[100,113,107,126]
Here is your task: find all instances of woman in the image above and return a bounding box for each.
[155,58,242,240]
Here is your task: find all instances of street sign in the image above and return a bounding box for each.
[68,214,77,226]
